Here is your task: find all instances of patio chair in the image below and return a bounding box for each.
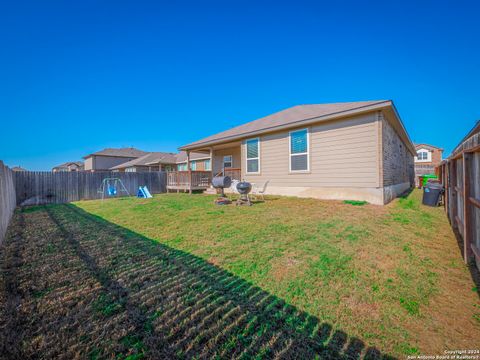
[230,179,240,194]
[251,180,269,201]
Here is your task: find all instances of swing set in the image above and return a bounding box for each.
[98,178,130,201]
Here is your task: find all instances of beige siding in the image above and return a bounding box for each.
[240,112,380,188]
[93,155,137,171]
[84,157,94,171]
[212,147,241,175]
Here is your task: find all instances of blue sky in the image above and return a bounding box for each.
[1,0,479,170]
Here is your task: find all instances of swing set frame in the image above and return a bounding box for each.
[98,178,130,201]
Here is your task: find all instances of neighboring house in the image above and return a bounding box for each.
[180,100,415,205]
[52,161,84,172]
[11,166,27,172]
[110,152,177,172]
[110,151,211,172]
[173,151,211,171]
[83,147,147,172]
[413,143,443,184]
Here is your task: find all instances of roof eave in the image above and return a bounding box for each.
[83,153,144,159]
[415,144,444,151]
[387,102,417,155]
[179,101,394,151]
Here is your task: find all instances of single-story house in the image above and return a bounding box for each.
[110,151,211,172]
[172,152,211,171]
[110,152,177,172]
[52,161,84,172]
[83,147,147,172]
[180,100,415,205]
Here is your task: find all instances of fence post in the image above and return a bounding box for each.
[451,160,457,227]
[463,152,473,263]
[444,163,449,215]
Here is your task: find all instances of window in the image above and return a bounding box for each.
[246,138,260,173]
[204,159,211,171]
[177,163,187,171]
[223,155,233,169]
[125,167,136,172]
[190,161,197,171]
[417,151,428,160]
[289,128,309,172]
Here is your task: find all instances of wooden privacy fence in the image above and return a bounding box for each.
[14,171,167,206]
[0,161,16,244]
[439,129,480,270]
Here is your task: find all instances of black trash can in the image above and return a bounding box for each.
[422,182,443,206]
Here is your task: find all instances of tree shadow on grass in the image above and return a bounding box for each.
[1,203,396,359]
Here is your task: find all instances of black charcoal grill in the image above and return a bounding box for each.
[236,181,252,206]
[212,176,232,205]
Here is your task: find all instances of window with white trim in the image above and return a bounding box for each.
[289,129,309,172]
[417,151,428,160]
[190,161,197,171]
[204,159,211,171]
[223,155,233,169]
[246,138,260,173]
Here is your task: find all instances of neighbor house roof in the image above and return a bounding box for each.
[53,161,84,169]
[11,166,27,172]
[83,147,147,159]
[110,151,211,169]
[179,100,415,154]
[173,151,211,164]
[414,144,444,151]
[143,151,210,165]
[110,152,178,170]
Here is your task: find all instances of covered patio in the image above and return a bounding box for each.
[166,142,242,193]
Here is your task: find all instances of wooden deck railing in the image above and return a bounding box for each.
[224,168,241,181]
[166,171,212,191]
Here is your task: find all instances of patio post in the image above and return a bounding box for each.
[209,147,213,180]
[187,150,192,194]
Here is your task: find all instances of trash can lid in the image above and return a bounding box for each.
[426,182,443,189]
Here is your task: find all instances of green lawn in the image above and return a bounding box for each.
[1,190,479,358]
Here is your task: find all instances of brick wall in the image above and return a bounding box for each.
[431,149,443,166]
[382,114,415,187]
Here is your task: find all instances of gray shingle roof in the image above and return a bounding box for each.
[180,101,390,150]
[173,151,210,163]
[53,161,84,169]
[110,151,210,169]
[414,144,444,151]
[11,166,27,172]
[83,147,147,159]
[110,152,177,169]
